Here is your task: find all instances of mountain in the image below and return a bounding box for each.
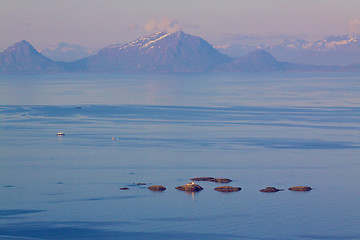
[39,42,97,62]
[0,40,63,73]
[216,34,360,66]
[1,33,358,73]
[215,49,341,72]
[216,50,282,72]
[268,34,360,65]
[75,31,232,72]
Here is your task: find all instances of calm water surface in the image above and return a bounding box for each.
[0,73,359,239]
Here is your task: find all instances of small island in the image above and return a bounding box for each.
[190,177,232,183]
[176,182,204,192]
[259,187,284,192]
[288,186,312,191]
[148,185,166,191]
[214,186,241,192]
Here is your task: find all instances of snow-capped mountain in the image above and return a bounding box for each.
[296,34,359,52]
[77,31,232,72]
[39,42,97,62]
[1,32,359,73]
[217,34,360,65]
[105,32,173,51]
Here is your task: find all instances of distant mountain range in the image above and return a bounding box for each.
[38,42,97,62]
[1,31,359,73]
[216,34,360,66]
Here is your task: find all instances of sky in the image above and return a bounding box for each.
[1,0,360,50]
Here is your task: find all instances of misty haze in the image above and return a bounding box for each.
[1,1,360,240]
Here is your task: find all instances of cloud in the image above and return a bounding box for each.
[127,23,139,31]
[349,18,360,33]
[144,17,182,33]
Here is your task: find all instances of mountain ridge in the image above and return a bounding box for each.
[0,40,64,73]
[78,31,233,72]
[1,32,359,73]
[39,42,97,62]
[216,34,360,66]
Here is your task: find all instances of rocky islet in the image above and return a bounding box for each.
[175,182,204,192]
[259,187,284,192]
[214,186,242,192]
[288,186,312,191]
[148,185,167,191]
[119,178,312,193]
[190,177,232,183]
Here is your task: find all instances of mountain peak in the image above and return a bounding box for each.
[244,49,278,63]
[103,32,168,51]
[103,31,195,53]
[172,30,185,36]
[85,31,232,72]
[0,40,63,73]
[14,40,32,46]
[215,49,282,72]
[4,32,355,73]
[6,40,36,52]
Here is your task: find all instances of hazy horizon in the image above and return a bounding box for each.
[1,0,360,50]
[1,1,360,239]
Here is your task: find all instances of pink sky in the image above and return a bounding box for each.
[1,0,359,49]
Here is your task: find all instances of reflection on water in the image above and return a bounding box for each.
[0,72,360,107]
[0,73,360,239]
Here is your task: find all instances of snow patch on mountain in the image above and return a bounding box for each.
[216,34,360,65]
[39,42,97,62]
[107,32,170,51]
[141,33,170,48]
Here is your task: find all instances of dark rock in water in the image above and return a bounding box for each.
[214,186,241,192]
[214,178,232,183]
[136,183,147,185]
[191,177,216,181]
[120,187,129,190]
[288,186,312,191]
[148,185,166,191]
[176,182,204,192]
[260,187,283,192]
[190,177,232,183]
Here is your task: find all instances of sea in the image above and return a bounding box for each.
[0,72,359,240]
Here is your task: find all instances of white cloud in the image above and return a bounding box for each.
[349,18,360,33]
[127,23,139,31]
[144,17,182,33]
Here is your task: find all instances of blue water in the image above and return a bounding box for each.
[0,73,359,239]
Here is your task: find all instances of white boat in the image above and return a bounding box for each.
[57,132,65,135]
